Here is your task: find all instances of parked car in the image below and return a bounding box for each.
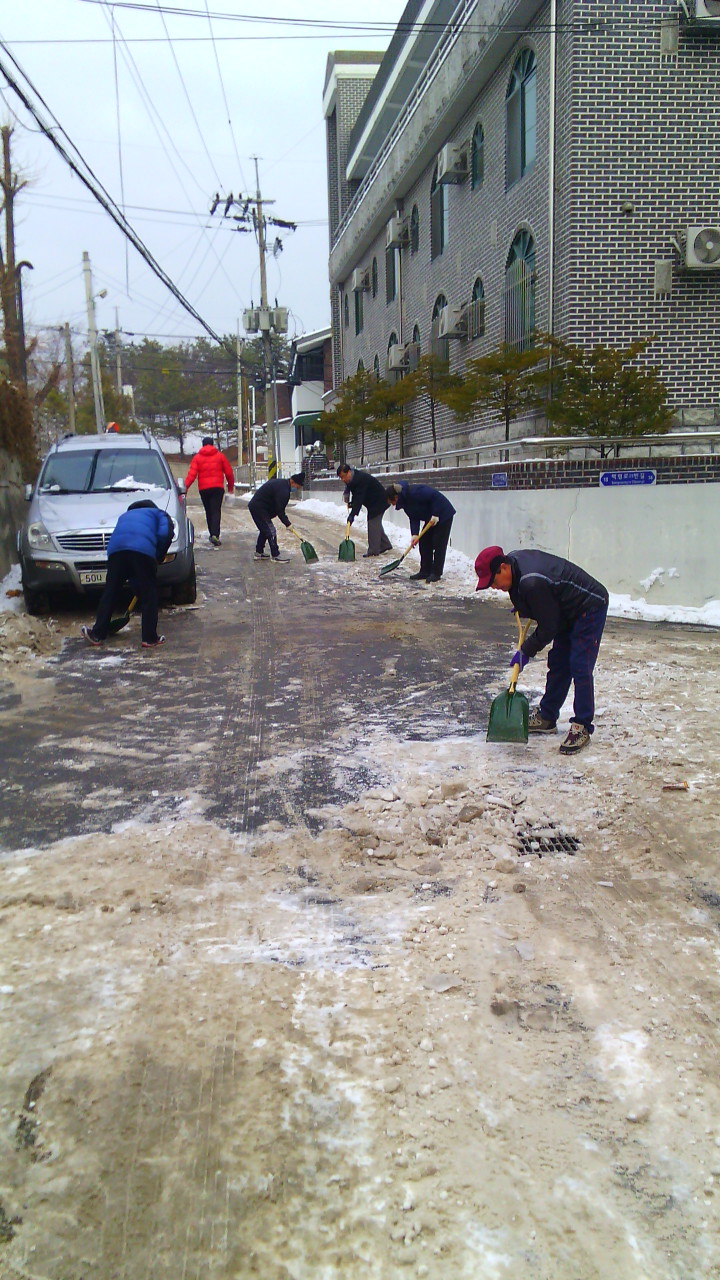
[18,431,196,614]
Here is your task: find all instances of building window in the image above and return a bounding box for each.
[468,277,485,339]
[386,245,397,303]
[430,166,447,260]
[506,49,536,189]
[354,287,364,335]
[357,358,365,373]
[344,292,349,328]
[373,353,380,380]
[504,230,536,351]
[412,322,421,351]
[372,256,378,298]
[471,123,484,190]
[430,294,449,363]
[410,204,419,255]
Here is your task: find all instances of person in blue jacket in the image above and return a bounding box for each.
[81,500,174,648]
[386,481,456,582]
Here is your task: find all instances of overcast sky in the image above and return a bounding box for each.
[0,2,406,361]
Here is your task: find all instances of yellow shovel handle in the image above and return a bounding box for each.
[404,519,433,560]
[345,522,351,540]
[288,526,303,541]
[508,612,531,691]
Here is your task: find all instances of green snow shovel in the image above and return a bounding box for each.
[486,613,531,744]
[289,525,319,563]
[107,595,138,635]
[338,522,355,562]
[378,520,432,577]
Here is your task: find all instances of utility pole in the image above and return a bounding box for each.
[237,325,254,489]
[115,307,122,392]
[0,124,29,387]
[64,322,76,434]
[82,251,106,433]
[252,157,280,478]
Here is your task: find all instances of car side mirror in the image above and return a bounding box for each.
[24,483,33,500]
[176,478,186,494]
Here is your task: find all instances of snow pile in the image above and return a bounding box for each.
[0,563,23,614]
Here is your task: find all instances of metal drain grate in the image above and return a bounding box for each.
[517,829,580,857]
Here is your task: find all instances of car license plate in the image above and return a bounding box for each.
[79,570,106,586]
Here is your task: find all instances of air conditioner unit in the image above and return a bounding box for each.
[404,342,420,371]
[437,305,467,339]
[685,225,720,269]
[243,307,260,333]
[386,214,409,249]
[437,143,468,185]
[694,0,720,21]
[387,344,407,372]
[351,267,370,291]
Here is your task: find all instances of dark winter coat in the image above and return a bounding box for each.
[508,550,609,659]
[184,444,234,493]
[345,468,389,520]
[107,503,174,563]
[394,482,455,535]
[248,478,294,527]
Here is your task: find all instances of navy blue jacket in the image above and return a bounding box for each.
[107,504,174,562]
[248,478,293,527]
[345,468,388,520]
[508,550,609,659]
[394,482,455,535]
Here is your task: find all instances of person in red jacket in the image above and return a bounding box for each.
[184,437,235,546]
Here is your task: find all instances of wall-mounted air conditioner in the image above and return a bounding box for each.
[694,1,720,21]
[685,225,720,269]
[437,143,468,185]
[387,344,407,372]
[437,305,467,338]
[386,214,409,249]
[351,267,370,291]
[404,342,420,371]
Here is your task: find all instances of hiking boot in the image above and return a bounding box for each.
[141,635,166,649]
[408,571,427,580]
[559,722,591,754]
[528,708,557,733]
[81,625,102,646]
[254,552,269,560]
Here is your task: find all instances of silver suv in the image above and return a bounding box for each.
[18,431,196,614]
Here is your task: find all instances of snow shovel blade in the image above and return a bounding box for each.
[299,539,319,563]
[107,595,138,635]
[486,688,529,744]
[378,555,403,577]
[338,522,355,562]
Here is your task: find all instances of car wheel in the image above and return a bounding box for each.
[171,558,197,605]
[22,582,50,615]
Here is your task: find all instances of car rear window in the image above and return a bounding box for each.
[40,449,171,493]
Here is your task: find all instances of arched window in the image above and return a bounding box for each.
[373,353,380,380]
[344,292,349,328]
[412,322,421,351]
[430,167,447,260]
[468,277,486,340]
[471,123,484,190]
[506,49,536,189]
[386,245,397,302]
[504,230,536,350]
[354,287,363,335]
[430,293,449,363]
[356,358,365,373]
[371,256,378,298]
[410,204,419,255]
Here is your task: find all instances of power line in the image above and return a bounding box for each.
[203,0,247,191]
[0,40,235,356]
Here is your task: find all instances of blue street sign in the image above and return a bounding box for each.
[491,472,508,488]
[599,469,656,487]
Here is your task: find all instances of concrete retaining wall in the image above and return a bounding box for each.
[308,460,719,608]
[0,450,25,582]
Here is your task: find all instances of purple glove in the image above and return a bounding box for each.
[511,649,528,671]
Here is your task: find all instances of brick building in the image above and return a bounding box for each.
[323,0,720,463]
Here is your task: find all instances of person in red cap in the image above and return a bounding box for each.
[184,437,235,547]
[475,545,608,755]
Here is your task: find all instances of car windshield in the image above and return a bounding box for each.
[39,449,171,493]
